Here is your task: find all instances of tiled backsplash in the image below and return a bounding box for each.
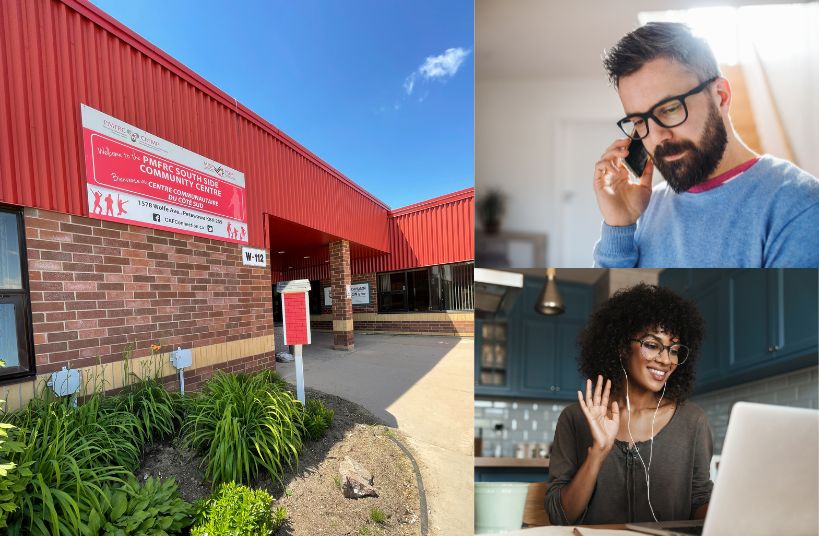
[474,399,570,457]
[692,365,818,453]
[475,365,818,458]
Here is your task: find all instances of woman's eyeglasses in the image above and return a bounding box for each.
[630,337,690,366]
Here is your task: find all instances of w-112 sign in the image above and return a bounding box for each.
[81,104,248,244]
[242,247,267,267]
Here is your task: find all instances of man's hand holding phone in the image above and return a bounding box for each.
[593,138,654,227]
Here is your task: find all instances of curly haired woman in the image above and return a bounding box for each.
[545,283,713,525]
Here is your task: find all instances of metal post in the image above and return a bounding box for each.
[295,344,305,404]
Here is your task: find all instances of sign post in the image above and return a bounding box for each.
[276,279,312,403]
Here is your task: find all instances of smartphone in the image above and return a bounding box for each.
[624,137,649,178]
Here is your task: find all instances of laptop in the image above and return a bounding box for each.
[625,402,818,536]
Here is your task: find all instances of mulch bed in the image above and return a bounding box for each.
[137,388,423,535]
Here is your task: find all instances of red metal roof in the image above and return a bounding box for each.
[0,0,473,271]
[282,188,475,281]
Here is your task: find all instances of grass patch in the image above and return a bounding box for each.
[303,399,335,441]
[369,507,388,525]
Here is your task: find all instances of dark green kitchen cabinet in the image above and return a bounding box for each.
[777,269,819,362]
[475,276,592,399]
[724,269,778,372]
[685,275,728,392]
[659,269,818,394]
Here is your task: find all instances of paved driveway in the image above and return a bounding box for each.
[276,331,474,536]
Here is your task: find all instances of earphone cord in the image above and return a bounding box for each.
[623,365,667,525]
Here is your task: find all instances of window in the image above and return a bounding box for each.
[0,207,34,381]
[377,261,474,313]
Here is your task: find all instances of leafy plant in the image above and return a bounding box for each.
[84,475,194,535]
[183,371,305,485]
[302,399,334,441]
[0,360,33,530]
[4,396,130,536]
[108,377,181,445]
[476,188,507,232]
[191,482,286,536]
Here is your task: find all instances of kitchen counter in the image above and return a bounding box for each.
[475,457,550,468]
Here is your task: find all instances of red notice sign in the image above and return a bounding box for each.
[81,104,248,244]
[282,292,311,345]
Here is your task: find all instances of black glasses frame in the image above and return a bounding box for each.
[630,337,690,366]
[617,76,719,140]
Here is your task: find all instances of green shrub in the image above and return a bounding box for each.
[107,377,181,445]
[183,372,304,485]
[84,475,194,535]
[5,397,131,536]
[191,482,285,536]
[0,408,33,530]
[302,399,334,441]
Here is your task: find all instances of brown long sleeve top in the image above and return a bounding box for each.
[545,401,714,525]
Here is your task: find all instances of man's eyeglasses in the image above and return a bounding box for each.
[617,76,718,140]
[630,338,690,366]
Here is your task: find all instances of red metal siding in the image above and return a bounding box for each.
[280,188,475,281]
[0,0,389,252]
[366,188,474,272]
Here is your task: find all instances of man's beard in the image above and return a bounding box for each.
[652,102,728,194]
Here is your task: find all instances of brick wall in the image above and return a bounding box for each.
[22,207,275,385]
[353,318,472,335]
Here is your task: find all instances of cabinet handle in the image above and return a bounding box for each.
[550,386,555,391]
[768,345,781,353]
[555,386,560,391]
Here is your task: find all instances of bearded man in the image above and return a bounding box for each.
[592,22,819,267]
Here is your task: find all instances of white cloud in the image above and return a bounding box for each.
[419,47,470,79]
[403,47,471,96]
[404,73,416,95]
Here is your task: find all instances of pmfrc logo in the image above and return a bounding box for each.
[126,129,160,148]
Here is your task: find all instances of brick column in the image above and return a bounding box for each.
[329,240,354,350]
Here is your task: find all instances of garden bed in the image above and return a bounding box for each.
[1,358,424,536]
[137,388,423,535]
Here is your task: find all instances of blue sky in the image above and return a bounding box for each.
[88,0,474,209]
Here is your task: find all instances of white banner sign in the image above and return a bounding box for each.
[351,283,369,305]
[323,283,369,305]
[81,104,248,244]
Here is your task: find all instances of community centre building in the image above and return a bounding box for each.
[0,0,474,410]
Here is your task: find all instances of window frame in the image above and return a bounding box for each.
[377,261,474,313]
[0,205,36,384]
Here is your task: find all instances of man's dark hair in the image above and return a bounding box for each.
[603,22,721,89]
[577,283,704,404]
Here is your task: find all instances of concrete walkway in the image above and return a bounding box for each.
[276,331,474,536]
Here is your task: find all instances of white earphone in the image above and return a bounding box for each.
[620,358,667,524]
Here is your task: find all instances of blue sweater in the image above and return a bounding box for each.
[593,155,819,267]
